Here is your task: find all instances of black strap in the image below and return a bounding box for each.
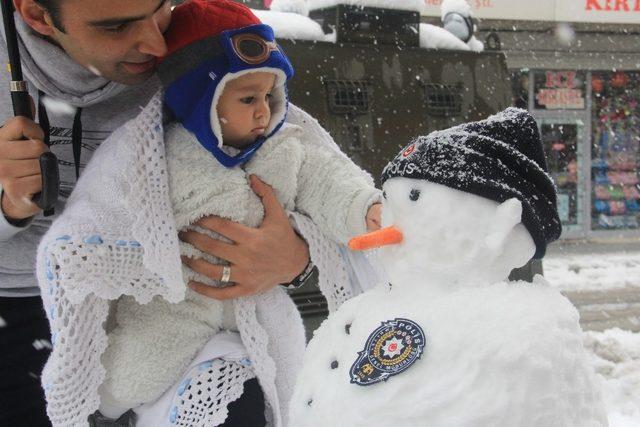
[37,90,50,147]
[72,107,83,179]
[38,92,84,179]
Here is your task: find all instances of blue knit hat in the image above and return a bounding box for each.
[158,23,294,167]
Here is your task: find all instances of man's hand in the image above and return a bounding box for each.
[181,175,310,300]
[0,116,47,221]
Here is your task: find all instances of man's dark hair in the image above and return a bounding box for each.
[33,0,65,32]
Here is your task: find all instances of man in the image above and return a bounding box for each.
[0,1,311,424]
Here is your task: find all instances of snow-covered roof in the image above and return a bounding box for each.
[419,23,470,51]
[269,0,309,16]
[252,9,335,42]
[255,8,483,52]
[308,0,425,13]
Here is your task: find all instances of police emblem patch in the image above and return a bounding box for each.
[402,143,415,157]
[350,318,426,386]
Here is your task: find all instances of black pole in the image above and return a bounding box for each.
[1,0,58,215]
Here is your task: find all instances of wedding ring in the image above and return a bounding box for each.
[221,265,231,283]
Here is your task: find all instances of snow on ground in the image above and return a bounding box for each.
[584,328,640,427]
[543,248,640,425]
[543,250,640,291]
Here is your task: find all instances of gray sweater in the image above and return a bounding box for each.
[0,16,159,296]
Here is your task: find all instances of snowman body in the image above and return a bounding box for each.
[290,281,606,427]
[289,178,607,427]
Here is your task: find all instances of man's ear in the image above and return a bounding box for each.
[14,0,56,37]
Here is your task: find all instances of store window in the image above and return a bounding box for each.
[540,122,582,229]
[532,70,587,235]
[591,71,640,230]
[534,71,586,111]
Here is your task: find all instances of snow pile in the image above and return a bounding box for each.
[466,37,484,52]
[583,328,640,426]
[308,0,424,12]
[269,0,309,16]
[543,251,640,291]
[255,3,481,51]
[252,9,332,42]
[420,23,470,51]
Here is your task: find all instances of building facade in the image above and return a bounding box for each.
[425,0,640,239]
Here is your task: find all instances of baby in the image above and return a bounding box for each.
[97,2,380,424]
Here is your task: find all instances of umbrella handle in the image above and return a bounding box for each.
[2,1,59,216]
[10,88,60,215]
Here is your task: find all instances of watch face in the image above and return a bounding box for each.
[283,262,315,289]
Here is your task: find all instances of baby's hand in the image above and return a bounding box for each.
[366,203,382,231]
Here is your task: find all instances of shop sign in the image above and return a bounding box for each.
[557,0,640,24]
[422,0,640,24]
[534,71,586,110]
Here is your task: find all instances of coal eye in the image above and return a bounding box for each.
[382,191,387,199]
[409,189,420,201]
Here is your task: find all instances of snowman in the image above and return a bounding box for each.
[289,108,608,427]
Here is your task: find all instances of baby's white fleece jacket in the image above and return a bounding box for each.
[99,122,381,411]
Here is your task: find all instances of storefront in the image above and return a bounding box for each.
[424,0,640,240]
[514,69,640,238]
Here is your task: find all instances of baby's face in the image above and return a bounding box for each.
[216,71,276,148]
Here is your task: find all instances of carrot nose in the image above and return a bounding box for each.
[348,226,403,251]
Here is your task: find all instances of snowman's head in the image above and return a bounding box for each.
[372,177,535,287]
[350,108,561,288]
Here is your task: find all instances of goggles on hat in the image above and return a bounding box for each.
[231,33,280,65]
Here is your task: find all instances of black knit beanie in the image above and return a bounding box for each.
[381,108,561,259]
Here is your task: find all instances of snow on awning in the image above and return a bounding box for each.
[254,9,483,52]
[307,0,425,12]
[252,9,335,42]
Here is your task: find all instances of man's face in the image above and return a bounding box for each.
[47,0,172,85]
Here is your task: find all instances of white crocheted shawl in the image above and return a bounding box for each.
[36,91,383,426]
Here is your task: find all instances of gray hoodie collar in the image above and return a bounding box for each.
[7,13,130,107]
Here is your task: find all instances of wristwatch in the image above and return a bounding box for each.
[282,259,316,290]
[87,410,136,427]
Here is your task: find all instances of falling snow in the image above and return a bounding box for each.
[32,339,53,351]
